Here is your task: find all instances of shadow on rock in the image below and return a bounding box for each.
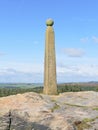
[0,112,51,130]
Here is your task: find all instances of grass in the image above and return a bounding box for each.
[83,118,95,122]
[75,117,98,130]
[51,99,56,102]
[76,122,91,130]
[64,103,87,108]
[51,103,60,112]
[93,107,98,110]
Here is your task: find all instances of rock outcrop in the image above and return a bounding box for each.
[0,91,98,130]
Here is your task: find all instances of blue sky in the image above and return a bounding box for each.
[0,0,98,83]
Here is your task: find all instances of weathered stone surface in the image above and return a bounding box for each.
[0,91,98,129]
[46,19,54,26]
[0,114,10,130]
[44,19,57,95]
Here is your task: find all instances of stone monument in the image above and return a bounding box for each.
[43,19,57,95]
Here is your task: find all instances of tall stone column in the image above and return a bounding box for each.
[43,19,57,95]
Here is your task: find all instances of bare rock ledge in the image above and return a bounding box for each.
[0,91,98,130]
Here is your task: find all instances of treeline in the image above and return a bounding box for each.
[57,84,98,93]
[0,87,43,97]
[0,84,98,97]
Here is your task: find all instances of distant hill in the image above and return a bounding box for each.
[0,83,43,88]
[58,81,98,87]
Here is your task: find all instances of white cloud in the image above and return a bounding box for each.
[57,63,98,76]
[92,36,98,43]
[0,68,43,83]
[63,48,85,57]
[80,36,98,44]
[0,60,98,83]
[0,63,98,83]
[80,37,88,43]
[57,63,98,82]
[0,62,44,83]
[0,62,43,73]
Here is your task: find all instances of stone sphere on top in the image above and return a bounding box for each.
[46,19,54,26]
